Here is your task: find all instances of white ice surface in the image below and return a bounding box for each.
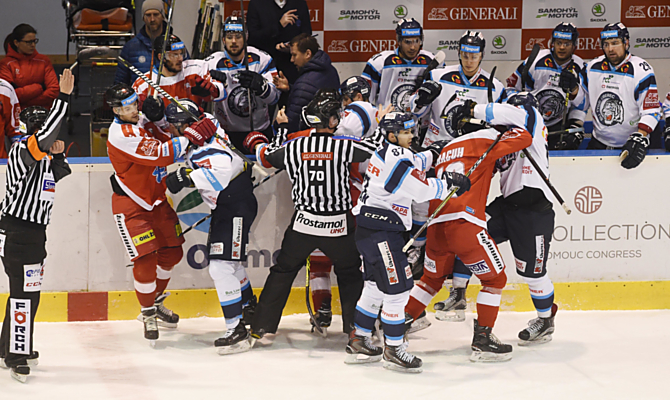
[1,311,667,400]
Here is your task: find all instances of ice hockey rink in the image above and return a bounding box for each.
[1,311,666,400]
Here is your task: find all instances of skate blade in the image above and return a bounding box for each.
[149,340,157,348]
[434,309,465,322]
[382,361,423,373]
[518,334,553,347]
[216,339,252,355]
[469,350,512,363]
[137,314,178,329]
[407,317,432,334]
[344,353,382,364]
[10,370,28,383]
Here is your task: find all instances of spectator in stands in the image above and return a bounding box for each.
[273,33,339,132]
[114,0,167,85]
[247,0,311,88]
[0,24,59,109]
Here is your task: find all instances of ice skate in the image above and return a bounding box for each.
[434,286,467,322]
[9,364,30,383]
[310,298,332,337]
[345,334,383,364]
[470,319,512,362]
[0,351,38,369]
[215,322,252,355]
[405,310,431,334]
[518,303,558,346]
[141,306,159,346]
[383,342,423,373]
[241,295,257,326]
[136,292,179,328]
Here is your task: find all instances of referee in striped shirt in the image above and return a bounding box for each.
[0,69,73,383]
[250,89,382,338]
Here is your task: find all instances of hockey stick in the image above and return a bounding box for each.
[414,50,446,90]
[487,66,497,103]
[522,44,541,91]
[69,46,114,70]
[305,256,326,337]
[403,125,505,252]
[560,60,575,131]
[521,147,571,214]
[239,0,255,134]
[548,127,584,136]
[156,0,176,91]
[117,56,267,177]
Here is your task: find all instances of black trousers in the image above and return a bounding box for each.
[252,212,363,334]
[0,215,47,367]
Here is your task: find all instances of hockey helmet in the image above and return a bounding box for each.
[19,106,48,135]
[459,30,485,54]
[379,112,416,140]
[165,99,201,126]
[105,83,138,109]
[507,91,539,109]
[552,22,579,45]
[395,18,423,42]
[339,76,370,102]
[153,34,186,56]
[223,16,246,35]
[600,22,629,46]
[302,88,343,129]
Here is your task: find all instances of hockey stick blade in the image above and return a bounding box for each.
[78,46,114,61]
[487,66,497,103]
[619,150,629,162]
[548,127,584,136]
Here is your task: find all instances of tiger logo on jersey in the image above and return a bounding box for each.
[595,92,624,126]
[536,89,565,120]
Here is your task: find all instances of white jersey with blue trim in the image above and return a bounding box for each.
[662,92,670,119]
[185,113,246,209]
[362,49,434,110]
[585,54,661,147]
[352,142,447,230]
[205,46,280,133]
[473,103,552,202]
[506,49,588,128]
[409,64,506,147]
[337,100,379,138]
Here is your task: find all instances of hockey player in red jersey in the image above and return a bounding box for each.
[106,83,216,344]
[132,34,226,108]
[0,79,20,157]
[404,100,532,362]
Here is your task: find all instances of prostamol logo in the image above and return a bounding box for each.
[575,186,603,214]
[296,212,344,229]
[338,9,381,20]
[536,7,578,19]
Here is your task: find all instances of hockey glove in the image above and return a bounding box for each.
[191,76,219,98]
[166,167,194,194]
[427,140,449,165]
[441,171,471,197]
[559,67,579,94]
[142,96,165,122]
[620,132,649,170]
[238,70,269,97]
[209,69,227,86]
[184,117,217,146]
[243,131,269,152]
[450,100,477,132]
[663,119,670,152]
[415,80,442,108]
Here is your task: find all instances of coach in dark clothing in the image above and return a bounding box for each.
[246,0,311,85]
[273,34,339,132]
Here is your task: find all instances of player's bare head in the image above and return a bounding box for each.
[290,33,319,69]
[600,23,629,65]
[303,89,343,132]
[551,23,578,63]
[106,83,139,124]
[223,16,246,58]
[380,112,416,148]
[339,76,370,106]
[396,19,423,60]
[458,31,485,77]
[154,34,186,74]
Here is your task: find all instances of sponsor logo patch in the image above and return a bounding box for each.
[392,203,408,216]
[293,211,348,237]
[210,242,224,255]
[10,299,30,355]
[232,217,243,260]
[378,241,398,285]
[467,260,491,274]
[424,255,437,273]
[132,230,156,246]
[302,152,333,161]
[515,257,526,273]
[23,263,43,292]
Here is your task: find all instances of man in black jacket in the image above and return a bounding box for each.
[273,34,339,132]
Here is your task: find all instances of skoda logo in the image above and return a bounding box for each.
[592,3,606,17]
[493,35,506,49]
[394,5,408,19]
[575,186,603,214]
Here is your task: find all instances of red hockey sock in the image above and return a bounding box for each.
[405,275,445,320]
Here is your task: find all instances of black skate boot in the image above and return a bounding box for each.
[383,342,423,373]
[434,287,467,322]
[0,351,38,369]
[141,306,159,346]
[241,295,257,326]
[518,303,558,346]
[154,292,179,328]
[9,363,30,383]
[470,319,512,362]
[215,322,252,355]
[311,298,332,336]
[405,310,431,334]
[345,333,383,364]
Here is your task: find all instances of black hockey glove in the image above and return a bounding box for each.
[427,140,449,165]
[166,167,194,194]
[415,80,442,108]
[441,170,471,197]
[559,67,579,94]
[663,118,670,152]
[238,70,269,97]
[620,133,649,170]
[209,69,227,86]
[142,96,165,122]
[450,100,477,132]
[555,120,583,150]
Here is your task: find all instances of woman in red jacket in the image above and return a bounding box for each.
[1,24,59,109]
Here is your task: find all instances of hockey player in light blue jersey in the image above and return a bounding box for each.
[338,76,392,139]
[346,112,470,373]
[163,99,258,355]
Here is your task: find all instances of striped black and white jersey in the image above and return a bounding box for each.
[1,94,71,225]
[264,126,382,214]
